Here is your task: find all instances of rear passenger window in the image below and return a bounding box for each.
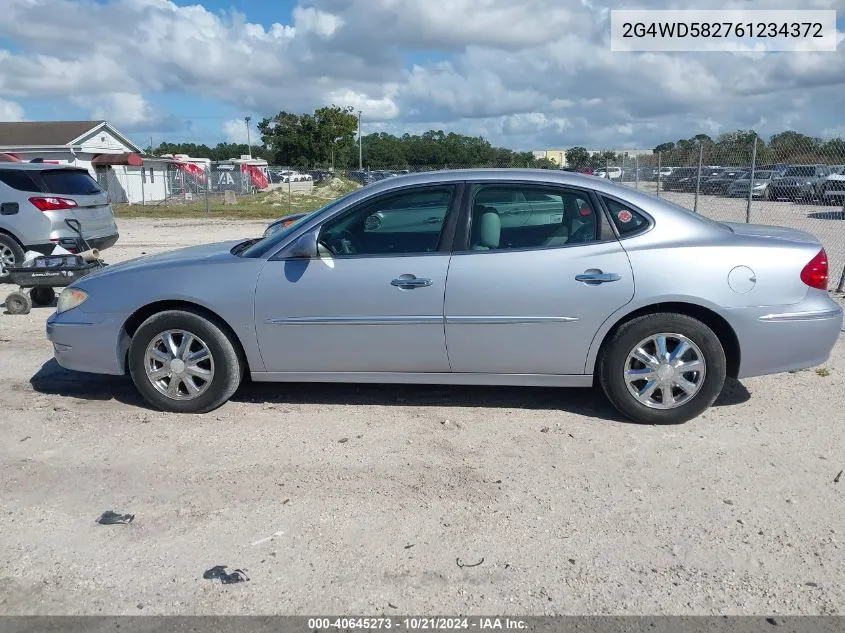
[39,170,102,195]
[468,185,597,251]
[0,170,41,192]
[604,197,649,236]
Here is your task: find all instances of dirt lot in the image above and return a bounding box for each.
[0,217,844,615]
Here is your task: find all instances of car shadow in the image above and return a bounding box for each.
[807,210,845,220]
[31,359,752,422]
[30,359,149,408]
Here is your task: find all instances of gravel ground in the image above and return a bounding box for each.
[0,217,844,616]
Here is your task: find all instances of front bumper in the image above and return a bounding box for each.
[770,185,811,200]
[46,309,129,376]
[726,291,843,379]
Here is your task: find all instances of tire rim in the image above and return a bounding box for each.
[144,330,215,401]
[624,333,706,410]
[0,244,16,277]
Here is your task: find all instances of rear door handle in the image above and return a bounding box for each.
[391,274,433,289]
[575,271,621,284]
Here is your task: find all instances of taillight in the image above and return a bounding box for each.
[29,197,78,212]
[800,249,829,290]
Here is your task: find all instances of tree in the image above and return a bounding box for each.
[769,131,821,162]
[653,142,675,154]
[565,146,590,168]
[258,105,359,167]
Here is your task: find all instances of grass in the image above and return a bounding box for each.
[114,178,361,220]
[816,367,831,377]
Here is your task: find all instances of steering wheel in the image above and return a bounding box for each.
[319,230,356,255]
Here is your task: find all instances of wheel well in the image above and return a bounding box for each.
[0,228,24,248]
[595,302,741,379]
[122,300,250,372]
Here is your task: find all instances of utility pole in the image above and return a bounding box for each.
[245,116,252,158]
[357,110,362,170]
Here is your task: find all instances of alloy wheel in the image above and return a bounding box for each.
[144,330,215,401]
[0,244,16,277]
[624,333,706,410]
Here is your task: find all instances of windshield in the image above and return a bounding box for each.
[783,166,815,177]
[240,192,357,258]
[753,171,772,180]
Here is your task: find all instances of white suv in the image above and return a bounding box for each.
[0,163,119,282]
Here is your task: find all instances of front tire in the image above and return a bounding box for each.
[599,313,726,424]
[128,310,243,413]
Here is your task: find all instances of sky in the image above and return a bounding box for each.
[0,0,843,152]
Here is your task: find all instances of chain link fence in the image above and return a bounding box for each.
[598,141,845,291]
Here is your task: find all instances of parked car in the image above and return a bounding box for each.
[305,170,333,184]
[269,170,312,184]
[661,167,699,192]
[769,165,831,202]
[594,166,622,180]
[46,169,841,425]
[726,170,775,199]
[0,163,119,283]
[700,169,748,195]
[652,167,675,181]
[820,166,845,206]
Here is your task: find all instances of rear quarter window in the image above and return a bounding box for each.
[603,197,650,236]
[39,169,102,195]
[0,170,41,192]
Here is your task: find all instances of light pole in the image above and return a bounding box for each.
[244,116,252,158]
[357,110,362,171]
[331,136,343,172]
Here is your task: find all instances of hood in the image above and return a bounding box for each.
[722,223,820,245]
[80,240,242,281]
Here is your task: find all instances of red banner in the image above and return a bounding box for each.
[173,160,208,183]
[241,163,269,189]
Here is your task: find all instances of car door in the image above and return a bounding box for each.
[444,182,635,375]
[253,183,461,374]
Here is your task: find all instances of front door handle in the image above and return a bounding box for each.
[391,274,433,289]
[575,271,621,284]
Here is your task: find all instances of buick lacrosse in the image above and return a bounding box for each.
[47,169,842,424]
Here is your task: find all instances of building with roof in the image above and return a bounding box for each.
[0,120,173,204]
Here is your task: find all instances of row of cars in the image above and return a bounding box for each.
[659,164,845,204]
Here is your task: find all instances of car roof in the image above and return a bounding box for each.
[0,162,86,172]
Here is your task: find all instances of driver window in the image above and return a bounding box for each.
[318,186,455,257]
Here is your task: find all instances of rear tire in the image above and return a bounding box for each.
[599,313,726,424]
[0,234,25,284]
[128,310,243,413]
[5,290,32,315]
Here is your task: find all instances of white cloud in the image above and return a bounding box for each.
[0,98,25,122]
[0,0,841,150]
[223,118,260,145]
[292,6,344,38]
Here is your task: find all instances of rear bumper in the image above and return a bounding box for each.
[46,309,128,375]
[26,231,119,256]
[726,292,843,379]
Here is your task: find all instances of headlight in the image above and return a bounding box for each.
[57,288,88,314]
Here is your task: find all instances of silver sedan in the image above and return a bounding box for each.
[46,169,842,424]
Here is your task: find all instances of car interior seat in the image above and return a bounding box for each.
[470,205,501,250]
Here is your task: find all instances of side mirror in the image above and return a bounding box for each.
[287,228,319,259]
